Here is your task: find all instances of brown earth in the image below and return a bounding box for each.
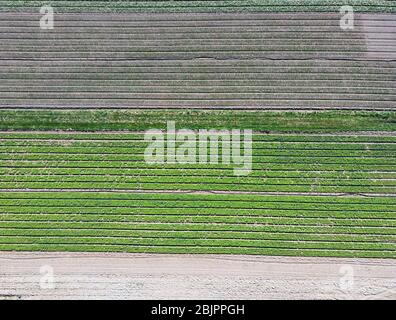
[0,12,394,110]
[0,252,395,300]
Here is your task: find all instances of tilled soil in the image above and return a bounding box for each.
[0,252,395,300]
[0,12,394,110]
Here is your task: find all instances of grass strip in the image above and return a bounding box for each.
[0,110,395,133]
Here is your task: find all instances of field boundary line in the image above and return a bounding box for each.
[0,189,395,197]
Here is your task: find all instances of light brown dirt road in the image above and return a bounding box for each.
[0,252,395,300]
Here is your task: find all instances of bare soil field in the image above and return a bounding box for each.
[0,12,394,110]
[0,252,395,300]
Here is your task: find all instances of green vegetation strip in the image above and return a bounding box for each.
[0,109,395,132]
[0,192,395,258]
[0,130,395,193]
[1,0,394,13]
[0,109,395,257]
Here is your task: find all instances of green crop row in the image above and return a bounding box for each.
[1,132,395,143]
[1,221,394,235]
[1,0,394,13]
[2,198,395,211]
[1,146,395,157]
[1,140,395,151]
[1,198,394,211]
[0,153,394,164]
[2,228,394,243]
[0,235,394,251]
[1,136,395,146]
[2,213,396,228]
[0,191,393,205]
[0,244,393,259]
[2,161,395,172]
[1,207,395,219]
[1,175,394,187]
[0,110,395,133]
[1,167,395,179]
[1,217,394,257]
[1,182,394,193]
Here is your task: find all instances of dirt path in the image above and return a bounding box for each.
[0,252,395,300]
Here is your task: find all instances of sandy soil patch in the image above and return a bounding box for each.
[0,252,395,300]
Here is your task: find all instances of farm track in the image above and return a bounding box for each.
[0,12,395,109]
[1,252,395,300]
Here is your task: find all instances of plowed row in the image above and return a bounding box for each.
[0,12,394,109]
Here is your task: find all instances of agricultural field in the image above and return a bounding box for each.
[0,0,394,262]
[0,109,395,258]
[1,0,395,111]
[0,0,394,13]
[0,9,394,109]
